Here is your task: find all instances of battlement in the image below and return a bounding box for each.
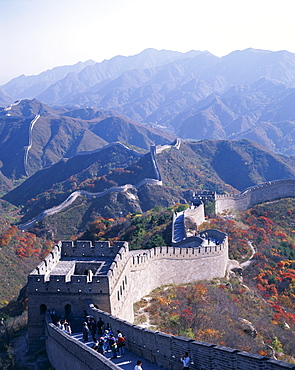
[215,179,295,201]
[172,204,205,243]
[131,230,227,268]
[60,240,129,257]
[29,230,227,293]
[215,179,295,213]
[31,244,61,276]
[28,241,131,297]
[28,275,110,295]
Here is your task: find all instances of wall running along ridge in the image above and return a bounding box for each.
[18,140,181,230]
[215,179,295,213]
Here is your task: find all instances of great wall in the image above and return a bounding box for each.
[28,197,295,369]
[215,179,295,213]
[18,130,295,232]
[17,139,176,230]
[20,127,295,368]
[29,229,295,369]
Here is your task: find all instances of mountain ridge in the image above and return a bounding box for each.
[3,137,295,239]
[0,99,175,181]
[2,48,295,155]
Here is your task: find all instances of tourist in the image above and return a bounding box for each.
[102,329,111,352]
[117,333,126,355]
[82,321,90,342]
[60,319,66,331]
[56,318,62,329]
[134,360,143,370]
[180,352,191,369]
[0,318,4,333]
[89,317,97,340]
[97,337,105,355]
[105,322,112,334]
[97,317,104,335]
[92,337,99,351]
[82,310,88,321]
[64,320,72,335]
[109,333,117,359]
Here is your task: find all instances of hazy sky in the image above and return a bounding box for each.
[0,0,294,84]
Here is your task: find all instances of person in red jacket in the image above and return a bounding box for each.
[116,333,126,355]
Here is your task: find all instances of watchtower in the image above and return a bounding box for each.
[27,240,129,348]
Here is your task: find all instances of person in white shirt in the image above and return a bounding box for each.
[134,360,143,370]
[180,352,191,369]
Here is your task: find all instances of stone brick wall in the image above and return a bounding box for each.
[45,317,121,370]
[109,236,228,322]
[184,205,205,236]
[52,305,292,370]
[216,179,295,214]
[28,234,229,347]
[172,204,205,242]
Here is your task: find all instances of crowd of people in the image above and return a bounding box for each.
[55,318,72,335]
[82,315,126,359]
[53,311,191,369]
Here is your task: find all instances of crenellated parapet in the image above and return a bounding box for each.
[130,236,227,270]
[30,243,62,277]
[60,240,128,258]
[28,229,229,348]
[216,179,295,213]
[111,230,229,322]
[154,138,182,154]
[28,241,131,298]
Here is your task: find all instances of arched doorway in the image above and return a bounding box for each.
[40,304,47,315]
[65,304,71,318]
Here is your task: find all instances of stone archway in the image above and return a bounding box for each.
[40,304,47,315]
[65,304,71,318]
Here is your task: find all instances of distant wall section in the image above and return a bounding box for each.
[216,179,295,214]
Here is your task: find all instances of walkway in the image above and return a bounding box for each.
[71,332,165,369]
[173,213,185,242]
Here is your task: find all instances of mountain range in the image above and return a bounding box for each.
[3,137,295,239]
[2,48,295,156]
[2,48,295,236]
[0,99,174,181]
[2,49,295,366]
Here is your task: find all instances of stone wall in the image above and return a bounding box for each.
[184,205,205,236]
[27,241,130,347]
[45,317,121,370]
[215,179,295,214]
[28,235,229,347]
[172,204,205,242]
[107,238,229,323]
[43,306,295,370]
[52,304,293,370]
[106,237,228,323]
